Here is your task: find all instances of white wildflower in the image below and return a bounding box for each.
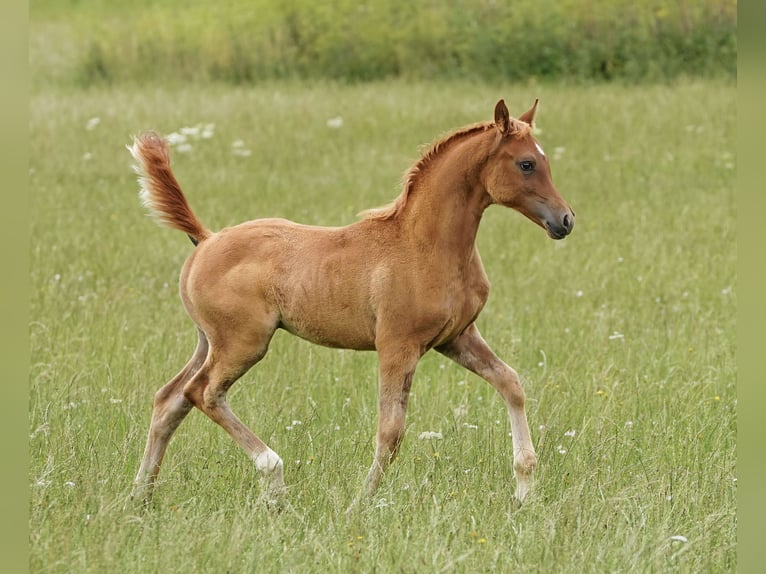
[326,116,344,129]
[286,419,302,430]
[165,132,187,146]
[232,148,252,157]
[180,126,200,137]
[85,117,100,131]
[231,140,251,156]
[418,431,443,440]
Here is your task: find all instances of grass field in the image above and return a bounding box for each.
[29,80,736,572]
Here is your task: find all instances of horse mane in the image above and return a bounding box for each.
[360,117,532,221]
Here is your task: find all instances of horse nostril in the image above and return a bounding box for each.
[563,213,571,231]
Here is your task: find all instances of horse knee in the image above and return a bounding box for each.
[496,367,525,409]
[508,381,526,409]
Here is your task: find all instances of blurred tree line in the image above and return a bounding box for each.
[31,0,736,85]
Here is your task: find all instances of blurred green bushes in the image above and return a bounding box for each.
[31,0,736,86]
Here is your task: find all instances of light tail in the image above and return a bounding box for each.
[127,131,211,245]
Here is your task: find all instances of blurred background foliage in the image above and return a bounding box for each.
[30,0,736,87]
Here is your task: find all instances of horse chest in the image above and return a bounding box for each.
[447,272,490,327]
[396,263,490,347]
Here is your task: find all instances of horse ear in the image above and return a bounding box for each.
[494,99,511,135]
[518,98,540,127]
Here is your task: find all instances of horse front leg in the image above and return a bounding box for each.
[365,346,421,493]
[348,344,421,513]
[437,323,537,503]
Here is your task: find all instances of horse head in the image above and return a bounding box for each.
[483,99,575,240]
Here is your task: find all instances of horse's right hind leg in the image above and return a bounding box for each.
[131,329,208,505]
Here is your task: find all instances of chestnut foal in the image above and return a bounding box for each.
[128,99,574,508]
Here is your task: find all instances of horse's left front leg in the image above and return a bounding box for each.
[437,323,537,503]
[363,344,422,495]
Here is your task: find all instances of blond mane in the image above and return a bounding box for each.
[360,118,531,220]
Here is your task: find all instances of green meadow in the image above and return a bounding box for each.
[29,80,735,573]
[29,1,736,572]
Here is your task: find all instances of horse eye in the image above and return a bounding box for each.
[519,160,535,173]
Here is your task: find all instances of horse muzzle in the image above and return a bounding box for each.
[544,211,575,240]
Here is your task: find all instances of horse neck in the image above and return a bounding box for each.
[399,130,495,256]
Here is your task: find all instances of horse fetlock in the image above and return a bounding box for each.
[254,450,286,507]
[253,448,284,477]
[129,480,155,509]
[512,450,536,503]
[513,449,538,477]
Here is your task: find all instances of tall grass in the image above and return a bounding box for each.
[29,80,735,572]
[30,0,737,88]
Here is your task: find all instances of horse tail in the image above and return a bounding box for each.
[128,131,211,246]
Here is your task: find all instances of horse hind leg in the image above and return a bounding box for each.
[182,325,286,505]
[131,329,208,505]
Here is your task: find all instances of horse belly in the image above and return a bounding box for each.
[275,263,377,351]
[278,301,377,351]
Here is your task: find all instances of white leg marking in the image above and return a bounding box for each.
[253,448,283,476]
[253,448,286,506]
